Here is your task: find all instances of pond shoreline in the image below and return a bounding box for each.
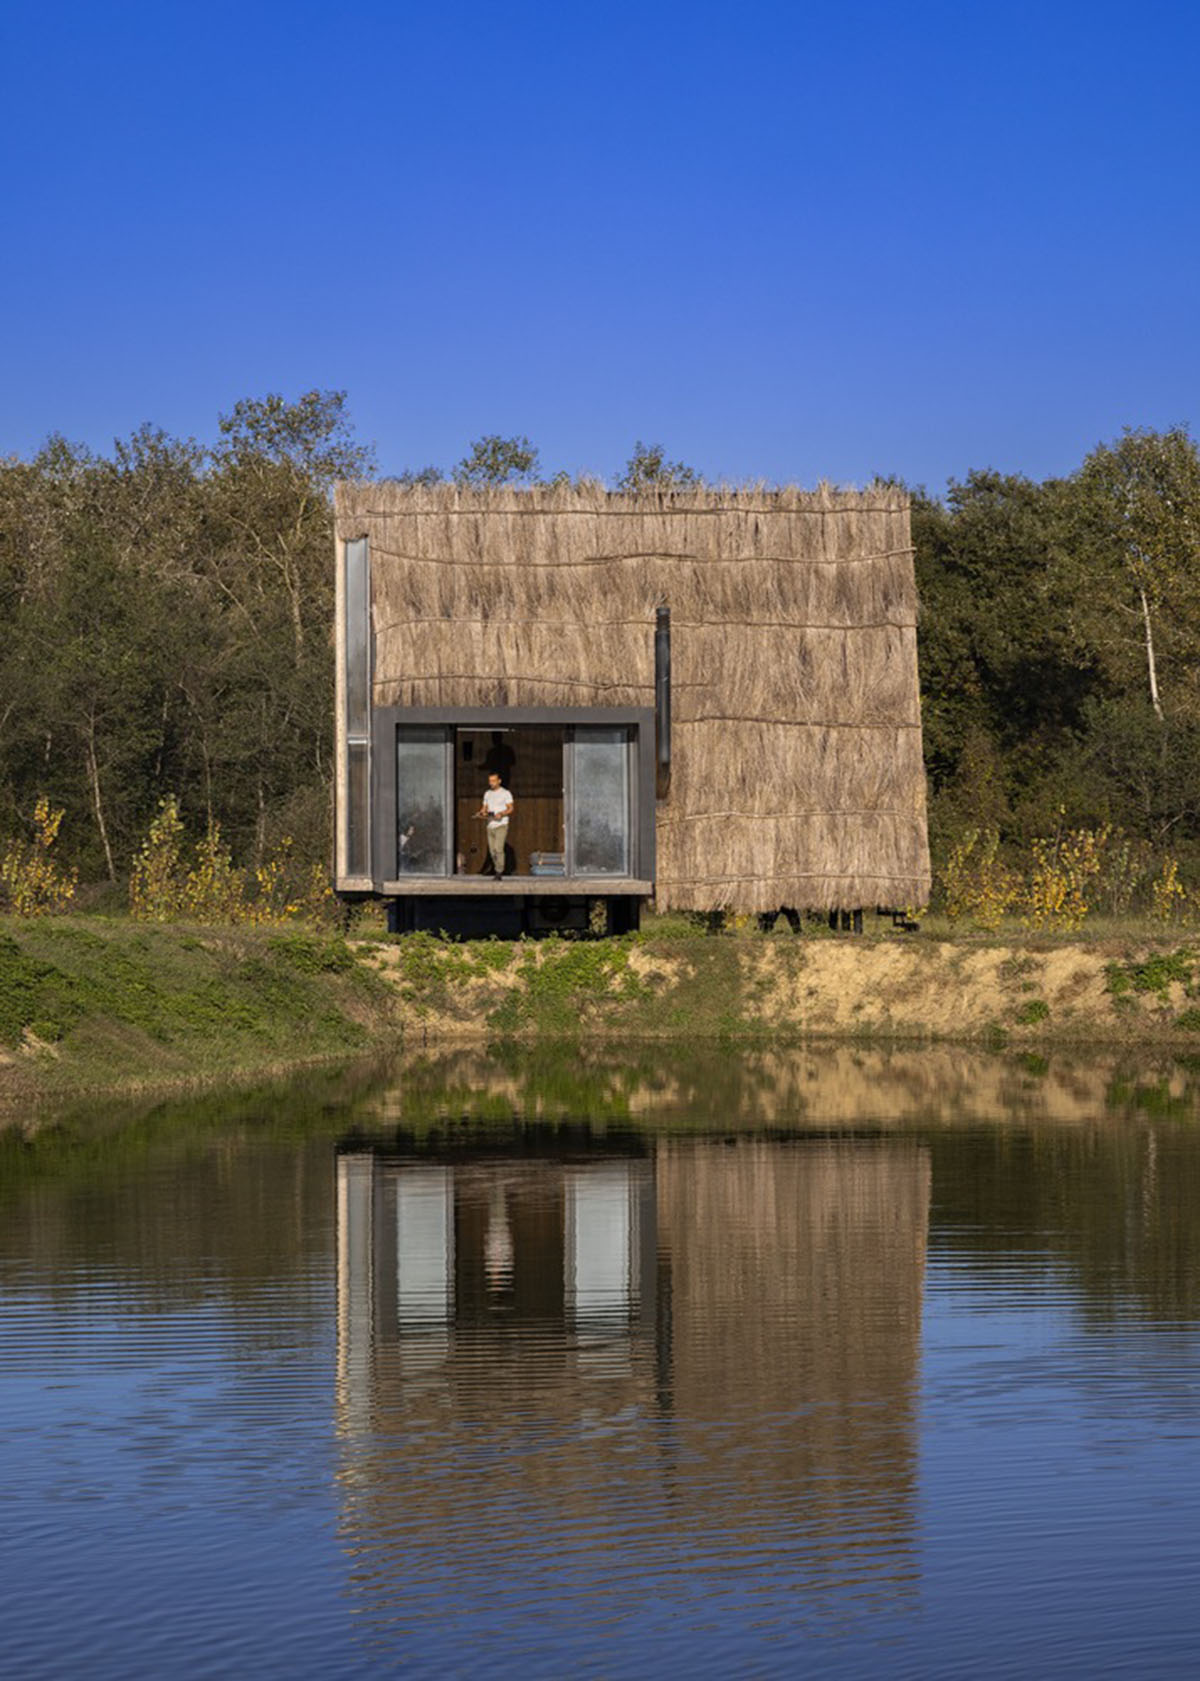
[3,916,1198,1112]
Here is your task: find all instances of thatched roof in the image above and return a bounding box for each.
[335,481,930,912]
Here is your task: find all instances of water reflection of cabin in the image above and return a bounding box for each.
[334,1135,931,1604]
[336,1144,659,1364]
[333,484,931,935]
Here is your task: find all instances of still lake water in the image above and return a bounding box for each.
[3,1043,1200,1678]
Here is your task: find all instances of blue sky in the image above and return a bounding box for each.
[3,0,1198,490]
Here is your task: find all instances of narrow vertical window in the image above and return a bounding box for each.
[344,537,371,877]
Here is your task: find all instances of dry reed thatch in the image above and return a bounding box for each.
[336,481,931,911]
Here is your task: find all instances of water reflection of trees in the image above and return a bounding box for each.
[0,1068,372,1312]
[380,1040,1200,1135]
[926,1125,1200,1324]
[362,1042,1200,1324]
[5,1040,1200,1330]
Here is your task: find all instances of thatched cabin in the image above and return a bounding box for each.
[333,482,930,933]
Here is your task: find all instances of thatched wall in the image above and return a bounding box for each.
[335,482,930,911]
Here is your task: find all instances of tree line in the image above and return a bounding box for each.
[3,393,1199,895]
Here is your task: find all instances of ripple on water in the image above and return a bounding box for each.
[2,1117,1199,1676]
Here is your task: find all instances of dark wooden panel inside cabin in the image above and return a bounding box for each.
[454,727,564,876]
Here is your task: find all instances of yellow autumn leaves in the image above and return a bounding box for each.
[943,825,1191,932]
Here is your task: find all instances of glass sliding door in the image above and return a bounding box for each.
[396,727,451,875]
[568,727,632,876]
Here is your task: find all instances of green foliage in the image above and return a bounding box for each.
[378,927,817,1044]
[0,391,378,886]
[635,911,719,941]
[128,797,334,925]
[487,939,649,1035]
[0,919,386,1089]
[1015,998,1050,1025]
[265,932,357,974]
[942,828,1020,927]
[0,935,61,1045]
[1077,426,1200,719]
[0,798,77,915]
[129,795,186,919]
[913,471,1096,840]
[1105,950,1194,998]
[389,930,479,1013]
[453,434,539,487]
[616,441,702,492]
[915,430,1200,867]
[389,465,444,488]
[470,937,516,972]
[216,390,373,486]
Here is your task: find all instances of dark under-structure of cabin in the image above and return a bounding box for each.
[333,482,930,935]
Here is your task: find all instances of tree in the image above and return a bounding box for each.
[0,393,374,879]
[1077,427,1200,722]
[452,435,539,487]
[0,437,196,878]
[216,390,373,488]
[616,441,702,492]
[912,470,1103,845]
[389,465,444,488]
[202,396,373,859]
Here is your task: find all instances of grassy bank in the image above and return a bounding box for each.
[0,916,395,1109]
[6,912,1200,1112]
[370,916,1200,1050]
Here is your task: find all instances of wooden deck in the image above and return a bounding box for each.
[379,876,652,897]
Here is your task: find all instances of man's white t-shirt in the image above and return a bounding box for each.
[483,787,512,827]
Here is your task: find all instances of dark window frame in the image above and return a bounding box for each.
[371,706,655,889]
[342,536,372,878]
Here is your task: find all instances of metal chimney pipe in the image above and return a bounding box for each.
[655,606,671,798]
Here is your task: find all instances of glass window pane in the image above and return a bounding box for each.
[346,742,370,878]
[345,538,370,740]
[572,728,630,875]
[397,728,448,875]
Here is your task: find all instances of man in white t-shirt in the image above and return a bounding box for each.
[477,772,515,876]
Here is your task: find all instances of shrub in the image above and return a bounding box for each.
[0,798,78,916]
[1024,826,1108,931]
[130,796,188,920]
[1095,831,1156,917]
[942,829,1020,929]
[131,796,333,925]
[1151,857,1188,924]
